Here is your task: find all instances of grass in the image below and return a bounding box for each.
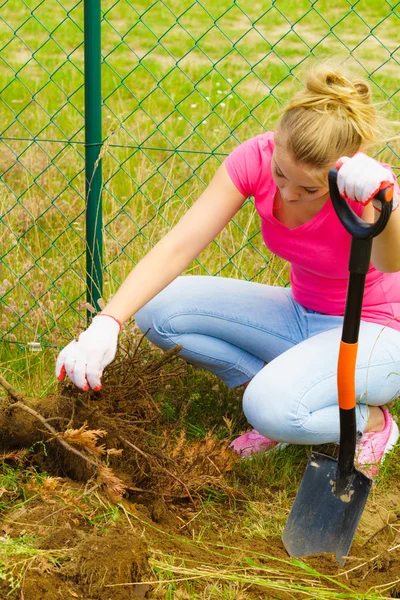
[0,0,399,344]
[0,534,66,595]
[0,461,63,595]
[125,506,400,600]
[0,342,57,399]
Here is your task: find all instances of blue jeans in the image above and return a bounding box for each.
[135,276,400,444]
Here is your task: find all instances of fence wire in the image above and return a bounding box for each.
[0,0,399,347]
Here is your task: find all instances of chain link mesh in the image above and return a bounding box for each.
[1,0,399,347]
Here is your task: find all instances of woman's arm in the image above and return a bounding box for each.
[362,193,400,273]
[101,163,247,324]
[56,162,247,391]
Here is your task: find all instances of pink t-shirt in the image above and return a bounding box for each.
[225,132,400,331]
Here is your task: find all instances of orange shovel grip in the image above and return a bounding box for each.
[381,186,393,203]
[337,341,358,410]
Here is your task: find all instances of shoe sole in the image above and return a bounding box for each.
[240,442,289,460]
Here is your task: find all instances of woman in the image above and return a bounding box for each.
[56,64,400,477]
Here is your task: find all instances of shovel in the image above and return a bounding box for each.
[281,168,393,566]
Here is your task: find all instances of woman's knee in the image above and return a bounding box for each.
[134,303,170,350]
[135,297,162,336]
[242,374,299,442]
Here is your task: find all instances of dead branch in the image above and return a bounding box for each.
[119,436,196,507]
[0,373,98,469]
[8,401,99,470]
[0,374,26,403]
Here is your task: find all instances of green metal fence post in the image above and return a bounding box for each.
[84,0,103,322]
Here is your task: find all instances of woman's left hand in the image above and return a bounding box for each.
[336,153,397,211]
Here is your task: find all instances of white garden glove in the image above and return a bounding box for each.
[336,153,397,212]
[56,314,121,392]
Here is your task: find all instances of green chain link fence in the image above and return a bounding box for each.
[0,0,399,348]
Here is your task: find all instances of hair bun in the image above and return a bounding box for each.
[353,80,372,103]
[304,65,371,108]
[276,61,389,169]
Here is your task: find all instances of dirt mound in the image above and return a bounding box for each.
[1,486,150,599]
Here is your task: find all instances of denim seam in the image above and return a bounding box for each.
[158,310,301,346]
[156,330,259,379]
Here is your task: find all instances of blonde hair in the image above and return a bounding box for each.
[275,64,390,177]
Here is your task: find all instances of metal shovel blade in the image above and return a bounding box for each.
[282,452,372,565]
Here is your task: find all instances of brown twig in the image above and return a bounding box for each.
[0,375,99,469]
[0,374,26,403]
[119,436,196,507]
[8,401,99,469]
[0,377,94,469]
[0,373,99,470]
[141,345,183,374]
[130,329,149,362]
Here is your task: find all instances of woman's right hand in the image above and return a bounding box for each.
[55,314,121,391]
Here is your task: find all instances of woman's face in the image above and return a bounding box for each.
[271,145,331,205]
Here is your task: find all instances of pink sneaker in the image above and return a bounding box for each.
[355,410,399,479]
[230,429,287,458]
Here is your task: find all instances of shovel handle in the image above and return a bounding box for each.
[328,169,393,239]
[328,169,394,492]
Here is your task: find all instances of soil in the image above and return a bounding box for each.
[0,338,399,599]
[1,483,399,599]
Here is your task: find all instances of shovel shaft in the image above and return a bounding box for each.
[337,408,357,487]
[336,239,372,491]
[329,174,392,495]
[337,239,371,396]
